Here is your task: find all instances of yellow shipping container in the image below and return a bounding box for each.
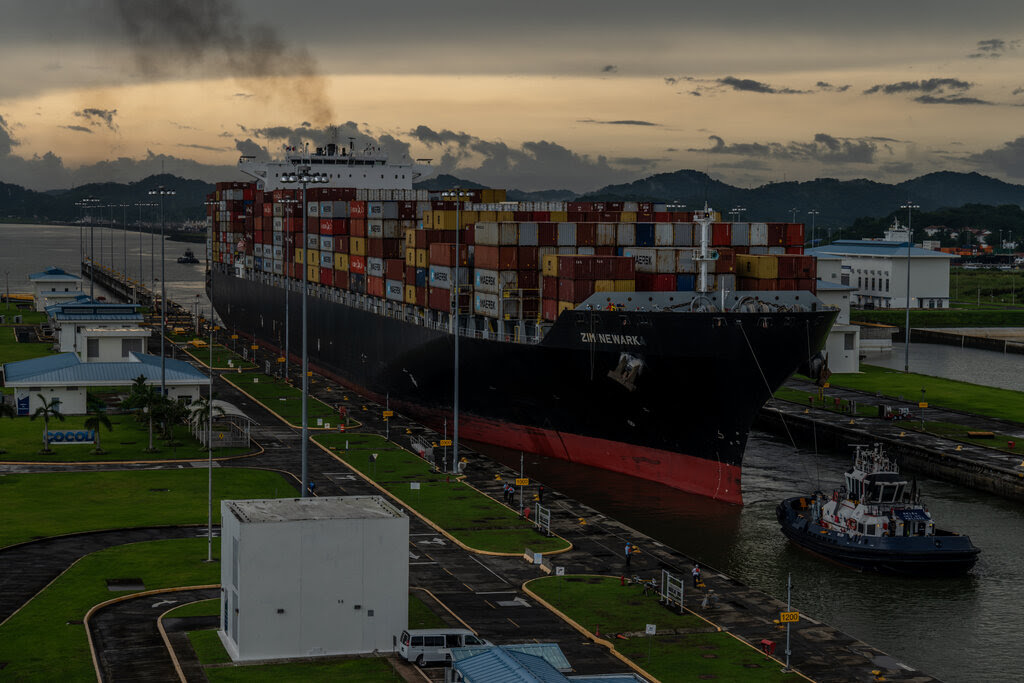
[549,211,568,222]
[496,211,514,222]
[557,301,575,316]
[307,265,319,282]
[736,254,778,279]
[334,253,349,271]
[349,237,366,256]
[493,189,507,202]
[404,285,417,305]
[434,211,457,230]
[404,228,417,244]
[481,189,495,203]
[306,249,319,265]
[478,211,497,222]
[295,248,305,264]
[542,255,559,277]
[620,211,637,222]
[421,210,432,229]
[415,249,428,268]
[405,247,416,266]
[461,210,478,228]
[594,279,615,292]
[614,280,636,292]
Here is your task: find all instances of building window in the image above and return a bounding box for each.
[87,338,99,358]
[845,333,855,350]
[121,338,143,358]
[886,279,890,291]
[858,277,862,288]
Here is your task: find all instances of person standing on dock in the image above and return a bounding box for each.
[538,485,545,504]
[692,564,701,587]
[625,542,634,567]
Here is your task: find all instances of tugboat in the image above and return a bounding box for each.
[777,444,980,576]
[177,249,200,264]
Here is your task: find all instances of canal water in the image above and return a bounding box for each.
[5,222,1022,682]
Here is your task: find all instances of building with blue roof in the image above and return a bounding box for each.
[449,644,647,683]
[2,351,208,415]
[28,266,84,311]
[46,301,149,361]
[808,239,954,310]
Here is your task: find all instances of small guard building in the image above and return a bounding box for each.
[29,267,84,311]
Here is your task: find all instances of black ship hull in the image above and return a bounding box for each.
[777,497,980,576]
[211,267,835,503]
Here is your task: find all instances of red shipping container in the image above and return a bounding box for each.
[654,212,671,222]
[576,223,597,246]
[517,246,539,270]
[335,236,349,253]
[415,287,427,307]
[712,223,732,246]
[542,298,558,321]
[612,256,636,279]
[538,223,558,246]
[607,202,624,211]
[635,273,655,290]
[767,223,786,245]
[262,203,273,217]
[652,274,675,291]
[716,248,736,274]
[533,211,550,221]
[429,287,449,311]
[349,255,366,274]
[518,270,539,290]
[367,237,384,258]
[558,278,595,302]
[592,257,613,280]
[350,201,366,218]
[367,276,385,297]
[558,255,595,280]
[320,218,333,234]
[385,259,404,281]
[333,271,348,290]
[785,223,804,246]
[542,276,557,299]
[320,268,334,287]
[474,245,500,271]
[798,278,817,293]
[405,265,416,282]
[429,243,471,267]
[350,219,367,237]
[498,246,518,270]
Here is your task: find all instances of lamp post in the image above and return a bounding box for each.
[279,198,300,382]
[135,202,156,303]
[150,186,176,395]
[441,188,470,473]
[900,201,919,374]
[119,203,129,283]
[281,167,328,496]
[729,206,746,223]
[807,210,819,248]
[75,197,99,294]
[790,207,799,223]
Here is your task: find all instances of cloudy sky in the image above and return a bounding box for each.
[1,0,1023,192]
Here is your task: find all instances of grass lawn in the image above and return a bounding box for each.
[0,468,294,548]
[177,341,256,370]
[528,576,797,682]
[850,307,1024,328]
[1,309,48,324]
[204,658,397,682]
[223,373,342,427]
[0,325,54,364]
[165,598,219,618]
[0,413,252,463]
[316,433,569,554]
[828,365,1024,423]
[409,593,448,629]
[0,538,221,682]
[189,629,233,664]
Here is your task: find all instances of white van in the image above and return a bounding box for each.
[398,628,491,665]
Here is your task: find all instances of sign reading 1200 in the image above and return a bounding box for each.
[579,332,646,347]
[47,430,96,444]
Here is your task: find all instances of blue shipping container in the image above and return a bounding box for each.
[676,274,696,291]
[415,267,427,288]
[636,223,655,247]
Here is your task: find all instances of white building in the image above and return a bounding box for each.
[47,301,149,361]
[219,496,409,662]
[809,240,955,309]
[2,352,207,415]
[28,267,84,311]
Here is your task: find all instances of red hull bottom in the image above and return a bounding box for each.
[256,341,743,505]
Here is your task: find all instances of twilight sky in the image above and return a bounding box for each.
[1,0,1023,192]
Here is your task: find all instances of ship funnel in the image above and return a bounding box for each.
[326,143,337,156]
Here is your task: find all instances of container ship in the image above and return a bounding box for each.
[207,144,837,503]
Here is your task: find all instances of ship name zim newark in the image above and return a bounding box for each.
[210,143,837,504]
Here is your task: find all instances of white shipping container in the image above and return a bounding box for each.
[272,203,284,217]
[254,244,264,258]
[538,246,557,259]
[617,223,636,246]
[625,247,676,273]
[654,223,674,246]
[577,246,595,256]
[676,248,698,273]
[319,236,334,251]
[332,201,349,217]
[319,252,332,267]
[273,246,284,260]
[273,217,284,231]
[244,255,254,267]
[768,246,786,255]
[597,223,617,246]
[385,279,404,301]
[475,222,500,246]
[750,223,768,246]
[673,223,693,246]
[320,201,333,217]
[306,234,319,249]
[499,222,519,245]
[272,231,284,246]
[518,222,539,246]
[749,246,769,255]
[623,201,639,212]
[367,219,383,238]
[556,246,578,255]
[307,202,319,217]
[273,260,283,275]
[366,257,385,278]
[730,223,750,246]
[473,269,518,294]
[473,292,503,318]
[715,274,736,291]
[428,266,469,289]
[557,222,577,246]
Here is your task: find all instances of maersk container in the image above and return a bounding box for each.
[429,265,469,289]
[473,292,501,318]
[474,268,518,294]
[320,201,333,218]
[273,217,284,231]
[617,223,635,246]
[518,222,539,246]
[673,223,694,246]
[750,223,768,246]
[272,231,284,246]
[366,257,385,278]
[385,279,404,302]
[273,246,284,260]
[624,247,674,274]
[654,223,674,247]
[475,222,500,246]
[557,222,577,246]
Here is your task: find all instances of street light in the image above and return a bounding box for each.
[900,201,919,374]
[280,167,328,497]
[278,197,301,383]
[790,207,799,223]
[135,202,157,303]
[150,185,176,396]
[807,210,819,248]
[75,197,99,296]
[441,188,471,474]
[729,206,746,222]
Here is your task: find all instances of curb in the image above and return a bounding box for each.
[221,374,339,431]
[157,588,221,683]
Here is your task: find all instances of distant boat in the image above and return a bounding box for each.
[777,443,980,576]
[177,249,200,264]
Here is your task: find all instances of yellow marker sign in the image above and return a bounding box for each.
[250,344,258,350]
[515,478,529,486]
[383,410,394,417]
[823,382,830,388]
[918,402,928,408]
[779,611,799,623]
[439,439,453,446]
[276,357,286,362]
[230,335,238,339]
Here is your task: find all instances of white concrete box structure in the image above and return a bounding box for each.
[28,267,83,311]
[219,496,409,662]
[815,280,860,374]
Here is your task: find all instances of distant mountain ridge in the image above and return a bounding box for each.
[1,170,1022,228]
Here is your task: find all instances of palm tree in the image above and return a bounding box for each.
[189,396,226,447]
[30,394,65,453]
[0,400,14,455]
[83,395,113,454]
[123,375,160,452]
[160,398,191,444]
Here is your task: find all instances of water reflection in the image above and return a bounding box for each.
[864,342,1024,391]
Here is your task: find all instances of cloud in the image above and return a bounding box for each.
[576,119,659,126]
[0,114,19,155]
[967,38,1018,58]
[408,125,473,147]
[176,143,227,151]
[717,76,808,94]
[73,107,118,131]
[611,157,663,168]
[863,78,971,95]
[816,81,851,92]
[235,138,270,161]
[601,65,618,73]
[61,125,94,134]
[914,95,993,105]
[1012,87,1024,96]
[233,92,254,98]
[881,162,916,175]
[689,133,877,164]
[966,136,1024,177]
